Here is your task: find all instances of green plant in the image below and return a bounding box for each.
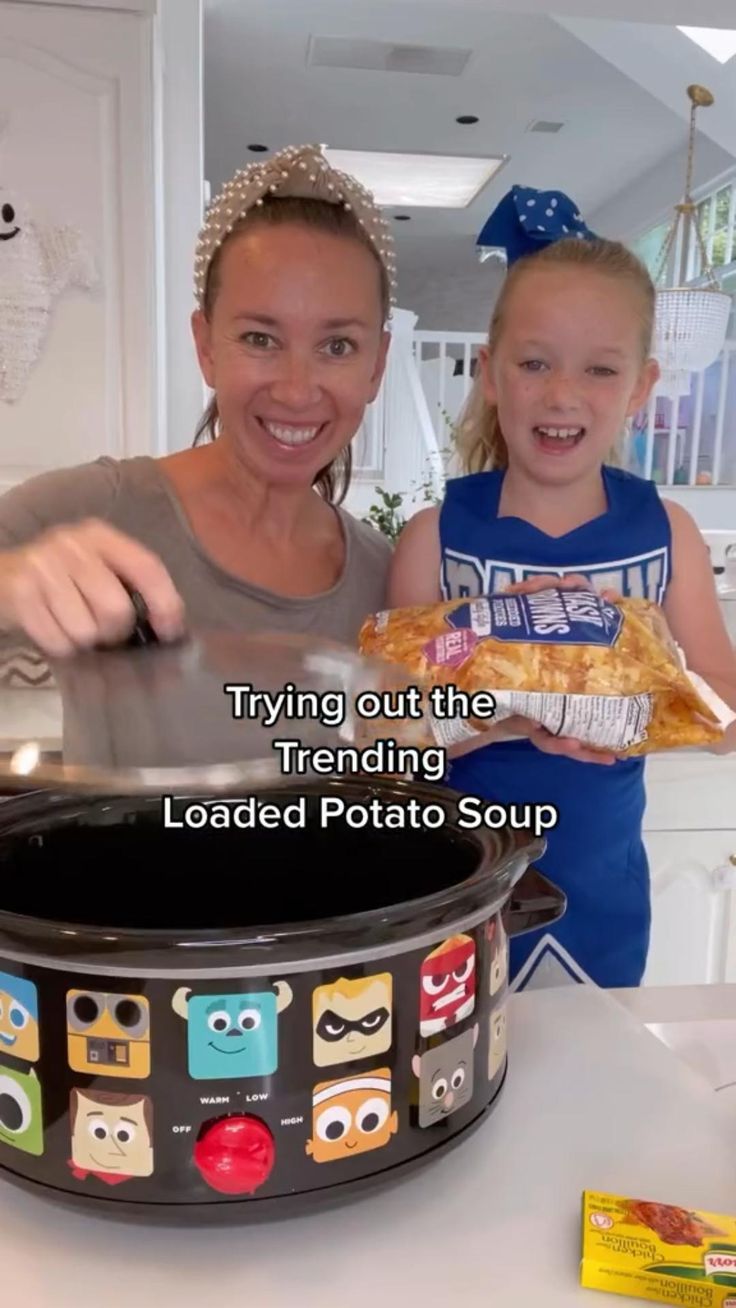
[363,486,406,545]
[363,404,460,540]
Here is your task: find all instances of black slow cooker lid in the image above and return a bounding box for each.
[0,625,429,795]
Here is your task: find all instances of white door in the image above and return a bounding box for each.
[644,829,736,985]
[0,0,204,493]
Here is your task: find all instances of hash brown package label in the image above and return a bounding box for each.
[358,588,734,755]
[580,1190,736,1304]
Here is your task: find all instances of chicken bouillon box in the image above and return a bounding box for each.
[581,1191,736,1305]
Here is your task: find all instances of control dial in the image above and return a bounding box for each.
[193,1114,275,1195]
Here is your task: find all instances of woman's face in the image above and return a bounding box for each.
[192,223,390,490]
[481,265,659,485]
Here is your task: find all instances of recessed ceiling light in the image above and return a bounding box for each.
[394,214,411,221]
[322,148,506,208]
[247,143,269,152]
[456,115,479,125]
[677,26,736,63]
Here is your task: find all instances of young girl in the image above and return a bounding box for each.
[389,232,736,992]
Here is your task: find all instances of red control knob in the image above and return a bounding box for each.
[193,1115,275,1195]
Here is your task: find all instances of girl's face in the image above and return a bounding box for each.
[480,266,660,484]
[191,223,390,490]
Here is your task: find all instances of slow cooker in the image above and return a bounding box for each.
[0,628,566,1221]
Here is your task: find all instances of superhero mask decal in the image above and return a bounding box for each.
[172,983,293,1080]
[312,974,392,1067]
[306,1069,398,1163]
[419,933,476,1036]
[0,971,39,1062]
[69,1088,153,1186]
[66,989,150,1078]
[412,1025,479,1128]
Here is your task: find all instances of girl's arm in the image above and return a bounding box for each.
[387,506,443,607]
[662,500,736,749]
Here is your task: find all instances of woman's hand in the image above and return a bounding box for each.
[0,519,185,657]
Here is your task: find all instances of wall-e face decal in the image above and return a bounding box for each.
[312,974,392,1066]
[67,990,150,1078]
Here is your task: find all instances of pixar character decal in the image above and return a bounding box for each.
[0,1063,43,1156]
[306,1069,398,1163]
[0,972,39,1062]
[69,1088,153,1185]
[172,983,293,1080]
[489,1003,507,1082]
[419,933,476,1036]
[66,990,151,1078]
[312,974,392,1066]
[412,1025,478,1129]
[487,919,509,997]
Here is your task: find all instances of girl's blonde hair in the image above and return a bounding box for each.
[455,236,656,474]
[193,195,391,506]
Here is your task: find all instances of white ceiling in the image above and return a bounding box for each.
[203,0,736,329]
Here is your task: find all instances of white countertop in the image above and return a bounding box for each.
[0,984,734,1308]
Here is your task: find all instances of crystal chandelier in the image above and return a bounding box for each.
[652,84,732,398]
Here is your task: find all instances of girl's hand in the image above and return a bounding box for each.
[503,573,623,603]
[0,519,185,657]
[498,578,623,762]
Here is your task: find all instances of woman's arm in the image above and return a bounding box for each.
[662,500,736,749]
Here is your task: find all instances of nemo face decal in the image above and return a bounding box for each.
[305,1069,398,1163]
[419,934,476,1037]
[312,974,392,1067]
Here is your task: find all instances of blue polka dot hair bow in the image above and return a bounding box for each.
[476,185,596,265]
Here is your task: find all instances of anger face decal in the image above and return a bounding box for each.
[419,933,476,1037]
[312,974,392,1067]
[306,1069,398,1164]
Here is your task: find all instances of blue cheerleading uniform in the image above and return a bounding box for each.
[438,465,672,991]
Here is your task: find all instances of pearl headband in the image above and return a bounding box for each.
[193,143,398,313]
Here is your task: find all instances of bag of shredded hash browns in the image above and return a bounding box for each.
[358,587,734,756]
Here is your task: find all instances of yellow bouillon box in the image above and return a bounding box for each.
[581,1191,736,1306]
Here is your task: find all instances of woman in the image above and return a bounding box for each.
[0,145,396,656]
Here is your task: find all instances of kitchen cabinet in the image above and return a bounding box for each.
[643,751,736,985]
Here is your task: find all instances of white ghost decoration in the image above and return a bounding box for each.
[0,183,97,402]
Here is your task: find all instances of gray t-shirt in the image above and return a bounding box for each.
[0,455,392,647]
